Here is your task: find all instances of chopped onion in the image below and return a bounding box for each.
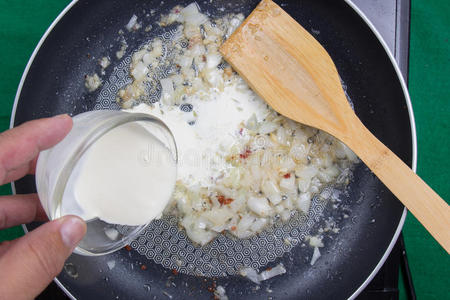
[180,3,208,26]
[258,122,278,135]
[240,263,286,284]
[321,165,340,179]
[180,2,200,17]
[160,77,175,105]
[250,217,267,232]
[116,43,127,59]
[126,15,138,31]
[202,207,233,228]
[203,68,223,87]
[295,165,318,180]
[176,55,194,69]
[295,192,311,214]
[226,15,244,37]
[261,180,282,205]
[336,141,358,162]
[132,49,147,64]
[280,175,296,192]
[236,213,256,233]
[275,204,284,214]
[247,197,272,217]
[280,156,296,171]
[246,114,258,130]
[84,73,102,92]
[99,56,110,69]
[214,285,228,300]
[206,53,222,69]
[259,263,287,281]
[289,144,308,162]
[297,178,311,193]
[239,267,260,284]
[181,215,217,245]
[131,62,148,81]
[150,39,163,57]
[222,167,241,188]
[142,53,155,65]
[104,227,119,240]
[310,246,321,265]
[308,235,324,248]
[107,260,116,270]
[280,209,291,221]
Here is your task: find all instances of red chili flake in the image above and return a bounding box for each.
[207,281,217,293]
[239,148,252,159]
[283,173,291,179]
[231,226,237,231]
[124,245,132,251]
[174,8,180,13]
[140,264,147,271]
[239,128,243,135]
[202,55,206,62]
[172,269,179,276]
[217,195,234,206]
[266,267,272,271]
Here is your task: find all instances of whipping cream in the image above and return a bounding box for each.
[127,83,270,187]
[60,122,177,226]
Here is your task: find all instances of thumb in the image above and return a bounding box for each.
[0,216,86,300]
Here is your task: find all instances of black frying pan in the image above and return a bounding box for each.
[11,0,414,299]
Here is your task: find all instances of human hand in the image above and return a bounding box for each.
[0,115,87,300]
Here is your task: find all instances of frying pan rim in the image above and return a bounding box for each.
[343,3,415,299]
[9,0,417,299]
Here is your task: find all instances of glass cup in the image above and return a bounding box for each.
[35,110,177,255]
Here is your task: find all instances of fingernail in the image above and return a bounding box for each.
[53,114,70,120]
[60,216,87,249]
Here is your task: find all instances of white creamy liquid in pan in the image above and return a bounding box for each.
[60,122,177,226]
[126,84,269,187]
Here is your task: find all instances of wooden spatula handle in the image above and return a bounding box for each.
[220,0,449,252]
[346,118,450,253]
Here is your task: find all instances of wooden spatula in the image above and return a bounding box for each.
[220,0,450,253]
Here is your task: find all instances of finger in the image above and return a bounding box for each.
[0,240,16,257]
[0,114,73,185]
[0,216,86,300]
[0,194,48,229]
[3,157,40,184]
[1,164,31,187]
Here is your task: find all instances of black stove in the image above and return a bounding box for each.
[38,0,414,299]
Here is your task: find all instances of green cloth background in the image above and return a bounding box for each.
[0,0,448,298]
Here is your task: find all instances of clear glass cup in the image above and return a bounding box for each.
[35,110,177,256]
